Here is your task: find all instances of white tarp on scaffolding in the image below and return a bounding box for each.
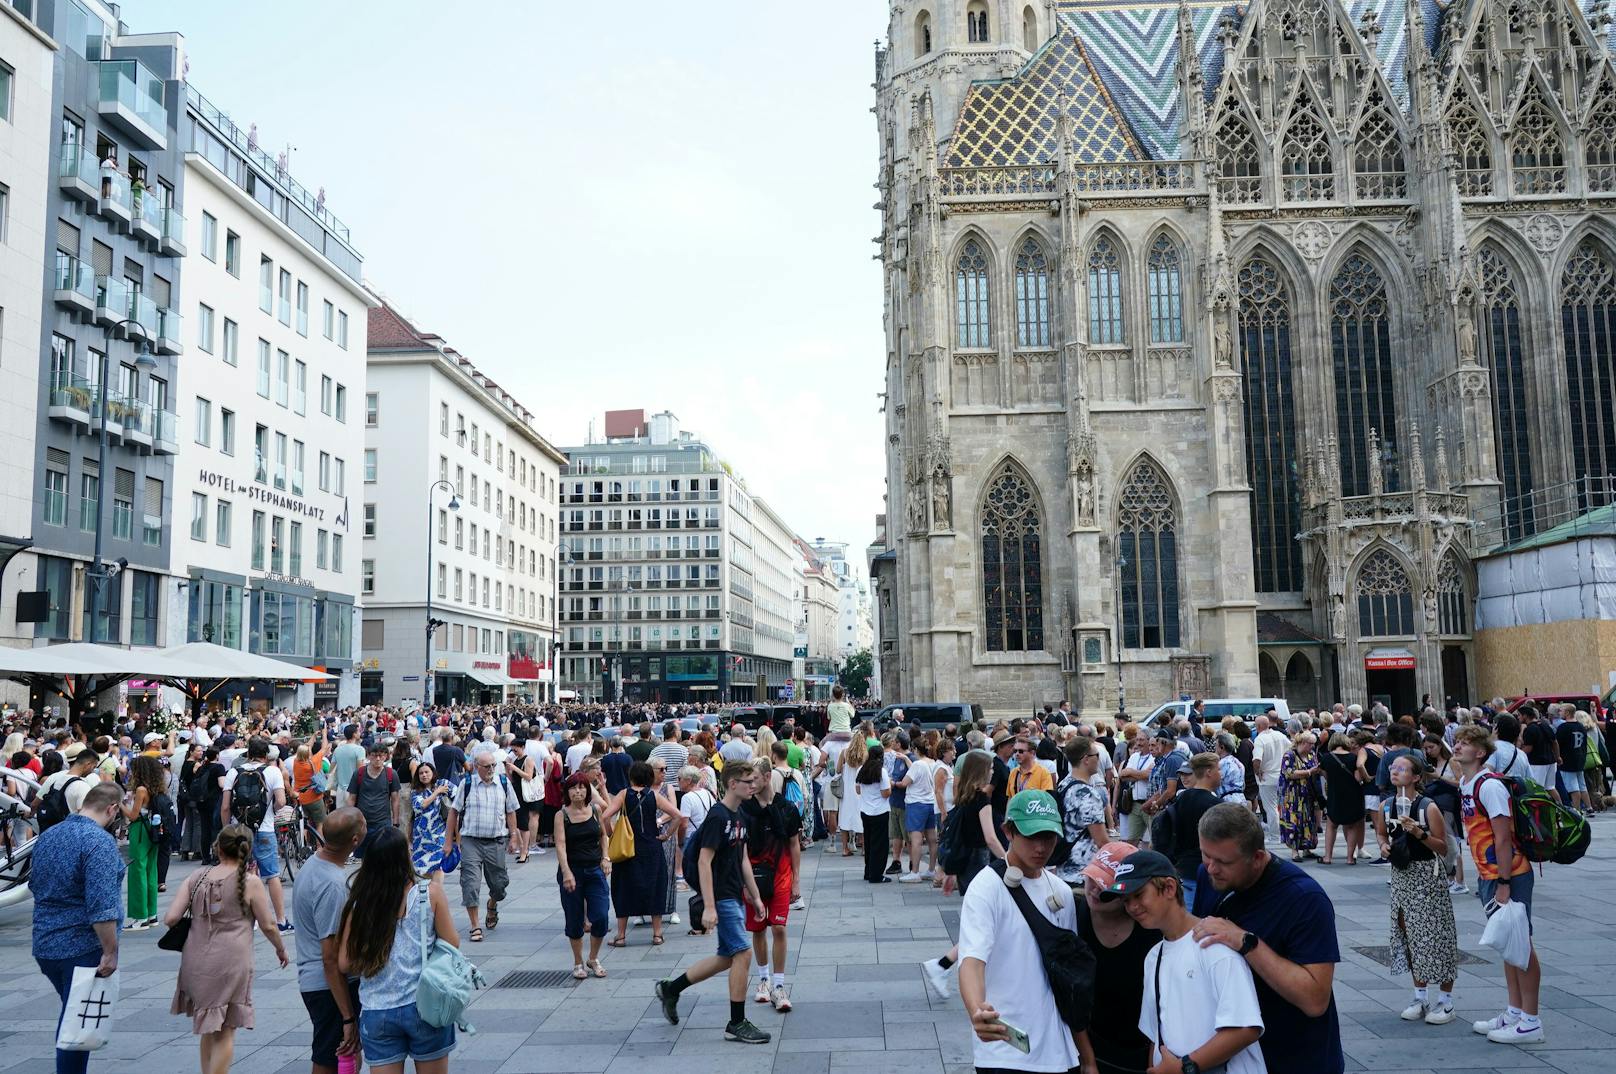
[1476,536,1616,630]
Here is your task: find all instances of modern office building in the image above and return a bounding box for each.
[19,1,185,691]
[166,84,372,709]
[0,2,59,704]
[556,410,798,704]
[362,301,565,707]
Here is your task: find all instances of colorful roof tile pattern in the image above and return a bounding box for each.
[945,32,1142,166]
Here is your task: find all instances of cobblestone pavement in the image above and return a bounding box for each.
[2,819,1615,1074]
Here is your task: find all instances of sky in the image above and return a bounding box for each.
[131,0,894,566]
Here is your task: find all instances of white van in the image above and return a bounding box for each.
[1138,698,1292,732]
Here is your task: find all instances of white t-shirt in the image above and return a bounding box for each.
[1460,770,1513,821]
[1139,933,1266,1074]
[565,741,592,774]
[679,787,715,838]
[1089,746,1115,790]
[219,747,246,770]
[40,769,99,813]
[819,738,847,788]
[958,867,1080,1072]
[905,757,939,805]
[221,761,285,834]
[1487,742,1531,780]
[1124,751,1155,800]
[854,767,891,816]
[1253,730,1289,786]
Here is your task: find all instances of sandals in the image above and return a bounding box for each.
[469,927,485,942]
[607,937,627,948]
[651,934,665,945]
[486,900,499,930]
[572,963,588,980]
[687,928,708,936]
[590,958,607,978]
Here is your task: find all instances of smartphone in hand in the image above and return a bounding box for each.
[997,1019,1030,1054]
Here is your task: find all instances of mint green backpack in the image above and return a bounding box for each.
[414,881,486,1030]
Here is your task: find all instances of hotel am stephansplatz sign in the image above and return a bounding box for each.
[197,468,349,530]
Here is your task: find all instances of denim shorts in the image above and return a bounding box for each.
[1561,770,1588,793]
[1479,868,1534,930]
[251,830,281,878]
[904,802,937,832]
[359,1002,456,1065]
[714,898,749,958]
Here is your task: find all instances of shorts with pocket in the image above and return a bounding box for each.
[745,858,793,931]
[715,898,749,958]
[1561,769,1588,793]
[889,807,907,841]
[904,802,937,832]
[1478,868,1534,931]
[251,830,281,878]
[359,1002,455,1065]
[1527,763,1557,789]
[301,981,361,1067]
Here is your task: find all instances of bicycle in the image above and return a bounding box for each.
[0,770,42,910]
[274,801,326,882]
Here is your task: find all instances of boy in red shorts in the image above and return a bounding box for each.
[743,758,800,1011]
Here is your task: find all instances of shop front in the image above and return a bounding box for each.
[1363,647,1418,716]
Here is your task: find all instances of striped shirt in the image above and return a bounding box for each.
[650,742,689,787]
[451,774,518,838]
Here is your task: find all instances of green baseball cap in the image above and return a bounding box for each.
[1005,789,1062,837]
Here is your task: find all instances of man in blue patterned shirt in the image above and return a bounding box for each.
[29,781,125,1074]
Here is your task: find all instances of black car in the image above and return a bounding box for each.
[718,705,775,731]
[874,702,984,732]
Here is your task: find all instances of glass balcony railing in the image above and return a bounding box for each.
[128,291,158,336]
[133,186,163,233]
[49,371,96,413]
[99,169,131,212]
[96,275,130,315]
[157,306,182,343]
[55,253,96,304]
[98,60,166,134]
[161,206,185,248]
[151,407,179,447]
[58,142,98,186]
[116,396,153,438]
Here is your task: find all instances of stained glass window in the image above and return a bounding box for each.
[956,238,991,348]
[1239,257,1303,592]
[1014,237,1051,348]
[1147,235,1184,343]
[1560,239,1616,510]
[1437,554,1469,637]
[1447,99,1492,196]
[1330,250,1399,496]
[981,463,1043,652]
[1511,82,1566,195]
[1087,233,1125,344]
[1117,460,1180,649]
[1356,548,1413,637]
[1479,247,1536,540]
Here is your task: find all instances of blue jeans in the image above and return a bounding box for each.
[559,865,610,939]
[37,949,103,1074]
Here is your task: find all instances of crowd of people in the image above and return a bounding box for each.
[6,687,1603,1073]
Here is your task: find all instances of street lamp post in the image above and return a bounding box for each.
[86,321,156,643]
[424,480,460,707]
[552,546,574,704]
[1114,545,1128,718]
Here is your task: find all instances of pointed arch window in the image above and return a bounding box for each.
[1213,98,1262,203]
[1479,247,1536,539]
[1437,554,1470,637]
[916,10,933,58]
[1280,95,1335,201]
[967,2,990,43]
[1356,548,1414,637]
[955,238,991,348]
[1511,84,1567,194]
[1087,234,1125,344]
[1239,257,1303,592]
[981,464,1043,652]
[1586,82,1616,192]
[1146,235,1184,343]
[1117,460,1181,649]
[1353,99,1407,200]
[1330,251,1399,496]
[1447,99,1493,196]
[1014,237,1051,348]
[1560,240,1616,510]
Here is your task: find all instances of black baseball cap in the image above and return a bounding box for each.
[1098,850,1179,900]
[1153,727,1178,742]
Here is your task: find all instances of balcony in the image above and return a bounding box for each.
[119,397,154,450]
[97,60,168,150]
[156,307,183,355]
[48,372,95,428]
[160,207,186,256]
[89,391,125,438]
[151,407,178,455]
[126,290,158,342]
[97,170,132,227]
[58,143,99,202]
[131,187,163,246]
[95,276,130,326]
[54,254,96,316]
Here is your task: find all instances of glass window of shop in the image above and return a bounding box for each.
[188,577,241,649]
[129,571,160,647]
[252,588,314,658]
[38,555,74,640]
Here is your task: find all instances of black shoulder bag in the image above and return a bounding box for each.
[158,869,206,952]
[989,860,1096,1033]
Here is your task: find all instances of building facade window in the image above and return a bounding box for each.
[980,462,1043,652]
[1356,548,1414,636]
[1479,247,1535,540]
[1560,238,1616,510]
[1281,88,1335,200]
[1117,459,1181,649]
[1330,250,1399,496]
[955,238,991,347]
[191,492,207,541]
[1087,233,1125,344]
[1511,82,1566,195]
[1146,234,1184,343]
[1239,256,1303,592]
[129,571,159,646]
[1013,236,1050,348]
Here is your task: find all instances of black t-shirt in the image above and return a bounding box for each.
[1522,722,1556,765]
[1164,788,1220,879]
[956,794,990,850]
[695,800,749,904]
[990,756,1011,820]
[1076,900,1159,1074]
[741,797,799,862]
[1556,722,1588,769]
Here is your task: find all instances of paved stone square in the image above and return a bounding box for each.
[3,821,1616,1074]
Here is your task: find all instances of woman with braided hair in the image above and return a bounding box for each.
[163,822,290,1074]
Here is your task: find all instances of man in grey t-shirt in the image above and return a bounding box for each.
[292,808,366,1074]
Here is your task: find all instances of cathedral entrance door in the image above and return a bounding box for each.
[1440,646,1470,708]
[1365,668,1417,716]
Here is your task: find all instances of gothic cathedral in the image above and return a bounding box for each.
[873,0,1616,716]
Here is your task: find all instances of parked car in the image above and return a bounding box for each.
[873,702,985,732]
[1138,698,1292,732]
[1506,694,1604,720]
[718,704,775,731]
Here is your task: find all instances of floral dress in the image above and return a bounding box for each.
[1278,750,1320,852]
[411,780,449,873]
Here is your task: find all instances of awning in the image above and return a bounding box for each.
[158,642,335,681]
[0,642,199,678]
[464,667,515,688]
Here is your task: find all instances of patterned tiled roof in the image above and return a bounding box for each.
[945,32,1141,167]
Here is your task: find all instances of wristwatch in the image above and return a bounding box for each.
[1180,1057,1200,1074]
[1238,930,1259,956]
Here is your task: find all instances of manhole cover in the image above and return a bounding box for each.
[492,970,577,988]
[1350,945,1489,968]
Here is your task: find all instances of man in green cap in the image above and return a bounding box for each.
[957,789,1095,1074]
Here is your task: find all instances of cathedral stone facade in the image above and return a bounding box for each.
[873,0,1616,716]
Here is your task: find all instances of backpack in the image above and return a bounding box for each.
[778,767,806,813]
[36,775,83,831]
[148,791,178,848]
[229,765,270,829]
[1478,771,1591,866]
[987,859,1096,1033]
[412,880,486,1029]
[939,799,976,876]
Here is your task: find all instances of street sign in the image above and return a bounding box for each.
[402,675,421,682]
[782,684,794,700]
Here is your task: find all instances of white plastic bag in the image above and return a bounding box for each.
[1480,899,1532,970]
[55,966,119,1052]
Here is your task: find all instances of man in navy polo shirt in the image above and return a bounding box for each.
[1188,803,1343,1074]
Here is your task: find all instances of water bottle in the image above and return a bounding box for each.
[337,1051,357,1074]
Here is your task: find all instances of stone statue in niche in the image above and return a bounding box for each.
[1331,596,1345,640]
[1456,302,1478,367]
[906,473,926,532]
[1423,588,1440,632]
[1074,459,1096,527]
[1213,314,1234,370]
[931,466,952,530]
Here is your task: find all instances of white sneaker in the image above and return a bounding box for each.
[921,957,956,999]
[1425,1005,1456,1025]
[1487,1020,1544,1044]
[790,895,806,910]
[123,919,150,932]
[754,979,773,1003]
[668,913,680,925]
[770,985,793,1012]
[533,846,546,855]
[1448,881,1468,894]
[1473,1011,1519,1035]
[1400,1001,1428,1021]
[898,872,924,883]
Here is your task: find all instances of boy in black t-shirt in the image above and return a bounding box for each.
[743,758,802,1011]
[656,762,771,1044]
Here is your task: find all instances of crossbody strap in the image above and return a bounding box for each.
[416,879,434,954]
[1153,945,1165,1049]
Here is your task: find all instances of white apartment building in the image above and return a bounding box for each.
[749,498,799,691]
[0,4,56,705]
[363,301,564,707]
[810,537,875,660]
[169,86,371,709]
[795,538,840,700]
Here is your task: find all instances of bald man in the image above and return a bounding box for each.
[294,808,366,1074]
